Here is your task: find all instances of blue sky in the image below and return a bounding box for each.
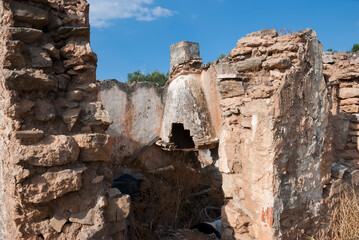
[88,0,359,81]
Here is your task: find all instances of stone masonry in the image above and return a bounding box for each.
[1,1,359,240]
[0,0,129,239]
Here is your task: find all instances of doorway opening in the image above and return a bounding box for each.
[169,123,195,149]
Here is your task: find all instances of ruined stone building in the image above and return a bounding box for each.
[0,0,358,239]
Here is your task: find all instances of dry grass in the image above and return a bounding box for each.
[128,152,223,240]
[307,185,359,240]
[330,186,359,240]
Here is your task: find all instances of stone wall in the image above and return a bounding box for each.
[98,80,166,170]
[98,30,335,240]
[199,29,328,240]
[0,0,129,239]
[1,1,359,239]
[324,52,359,163]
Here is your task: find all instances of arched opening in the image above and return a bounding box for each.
[169,123,195,149]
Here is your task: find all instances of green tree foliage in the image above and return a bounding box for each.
[127,70,169,86]
[218,53,226,60]
[352,44,359,53]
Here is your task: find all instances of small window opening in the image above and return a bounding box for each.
[169,123,195,149]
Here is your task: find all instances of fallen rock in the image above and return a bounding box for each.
[73,134,112,162]
[35,100,56,122]
[17,135,79,167]
[21,166,87,203]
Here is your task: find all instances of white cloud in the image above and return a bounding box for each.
[88,0,176,27]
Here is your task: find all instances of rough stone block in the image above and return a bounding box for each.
[50,216,67,233]
[235,56,265,72]
[170,41,201,70]
[323,52,335,64]
[81,101,112,127]
[73,134,112,162]
[267,43,299,53]
[7,99,35,119]
[34,100,56,122]
[10,1,49,28]
[15,130,44,144]
[69,208,97,225]
[104,195,130,223]
[218,80,245,99]
[17,135,80,167]
[43,43,60,60]
[4,69,57,91]
[8,27,43,43]
[21,166,87,203]
[63,108,81,131]
[339,88,359,99]
[331,163,348,179]
[262,57,291,69]
[246,29,278,38]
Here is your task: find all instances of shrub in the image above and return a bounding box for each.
[217,53,226,60]
[352,44,359,53]
[128,69,169,86]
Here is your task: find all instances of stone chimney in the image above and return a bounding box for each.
[169,41,202,77]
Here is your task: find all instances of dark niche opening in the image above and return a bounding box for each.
[169,123,195,149]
